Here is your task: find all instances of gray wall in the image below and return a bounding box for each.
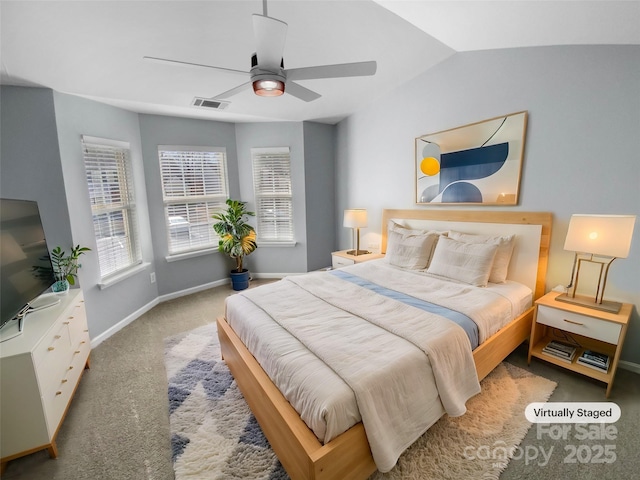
[303,122,336,270]
[138,114,240,295]
[0,87,72,252]
[51,92,158,338]
[335,45,640,364]
[0,86,337,342]
[234,122,309,274]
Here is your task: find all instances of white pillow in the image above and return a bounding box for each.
[448,231,516,283]
[385,228,440,270]
[427,236,498,287]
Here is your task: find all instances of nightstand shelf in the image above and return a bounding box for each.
[528,291,632,397]
[331,250,384,268]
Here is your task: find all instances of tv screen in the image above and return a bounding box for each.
[0,198,56,329]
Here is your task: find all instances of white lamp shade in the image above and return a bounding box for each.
[343,209,367,228]
[564,214,636,258]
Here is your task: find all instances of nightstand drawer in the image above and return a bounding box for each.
[332,255,355,268]
[537,305,622,344]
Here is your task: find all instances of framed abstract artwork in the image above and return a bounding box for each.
[415,111,528,205]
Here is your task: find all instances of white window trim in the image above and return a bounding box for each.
[256,241,297,247]
[158,145,229,257]
[98,261,148,290]
[251,146,295,245]
[82,135,142,281]
[164,247,219,263]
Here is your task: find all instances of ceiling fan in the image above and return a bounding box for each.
[144,0,377,102]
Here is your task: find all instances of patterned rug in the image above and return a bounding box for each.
[164,323,556,480]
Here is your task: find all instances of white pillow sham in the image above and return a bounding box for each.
[426,236,498,287]
[385,222,440,270]
[448,231,516,283]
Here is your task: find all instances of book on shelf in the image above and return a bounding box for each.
[577,350,610,372]
[542,344,577,363]
[544,340,576,355]
[542,340,577,361]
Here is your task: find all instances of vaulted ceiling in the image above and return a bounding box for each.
[2,1,638,124]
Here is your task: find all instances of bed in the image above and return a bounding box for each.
[217,209,552,480]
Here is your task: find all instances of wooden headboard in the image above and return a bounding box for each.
[381,210,552,300]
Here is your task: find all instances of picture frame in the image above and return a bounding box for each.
[415,111,528,205]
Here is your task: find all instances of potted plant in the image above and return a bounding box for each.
[50,245,91,294]
[212,199,257,291]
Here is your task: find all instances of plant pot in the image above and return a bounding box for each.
[52,279,70,296]
[230,269,250,291]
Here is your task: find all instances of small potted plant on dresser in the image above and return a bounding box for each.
[212,199,257,291]
[50,245,91,294]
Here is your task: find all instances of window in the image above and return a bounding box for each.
[251,147,294,243]
[158,146,229,254]
[82,135,141,279]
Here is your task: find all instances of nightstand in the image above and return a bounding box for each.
[331,250,384,269]
[528,291,632,397]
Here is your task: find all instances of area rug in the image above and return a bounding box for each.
[165,323,556,480]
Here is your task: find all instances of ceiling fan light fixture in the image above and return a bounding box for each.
[252,78,285,97]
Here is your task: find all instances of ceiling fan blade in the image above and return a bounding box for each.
[252,14,288,69]
[143,56,249,76]
[212,81,252,99]
[285,61,377,81]
[284,81,321,102]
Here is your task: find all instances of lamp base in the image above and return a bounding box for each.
[555,293,622,314]
[346,249,371,256]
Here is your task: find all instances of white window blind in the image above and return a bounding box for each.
[82,135,141,279]
[251,147,294,242]
[158,146,229,254]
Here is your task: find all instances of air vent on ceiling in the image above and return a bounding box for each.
[191,97,230,110]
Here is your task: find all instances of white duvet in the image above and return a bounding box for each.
[225,260,531,472]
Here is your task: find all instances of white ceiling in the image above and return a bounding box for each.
[2,1,639,124]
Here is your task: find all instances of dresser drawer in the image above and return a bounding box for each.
[537,305,622,344]
[40,335,90,438]
[41,362,78,438]
[33,321,69,367]
[332,255,355,268]
[66,301,89,346]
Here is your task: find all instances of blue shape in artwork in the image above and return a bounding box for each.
[442,182,483,203]
[439,142,509,197]
[171,432,190,462]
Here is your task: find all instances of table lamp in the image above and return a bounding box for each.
[557,214,636,313]
[343,209,370,256]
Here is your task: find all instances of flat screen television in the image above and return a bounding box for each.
[0,198,56,331]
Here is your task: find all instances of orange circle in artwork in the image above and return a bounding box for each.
[420,157,440,176]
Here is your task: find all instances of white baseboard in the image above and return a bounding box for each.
[618,360,640,375]
[157,278,230,303]
[90,278,231,348]
[90,297,160,348]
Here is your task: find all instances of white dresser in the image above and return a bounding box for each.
[0,289,91,471]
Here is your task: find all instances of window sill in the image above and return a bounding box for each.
[165,247,218,263]
[256,241,297,248]
[98,262,150,290]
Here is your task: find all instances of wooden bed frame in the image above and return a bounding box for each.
[217,210,552,480]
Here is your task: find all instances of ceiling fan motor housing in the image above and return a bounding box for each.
[250,54,286,96]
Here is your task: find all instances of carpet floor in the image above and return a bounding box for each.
[3,282,638,480]
[165,323,557,480]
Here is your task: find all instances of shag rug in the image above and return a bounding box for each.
[165,324,556,480]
